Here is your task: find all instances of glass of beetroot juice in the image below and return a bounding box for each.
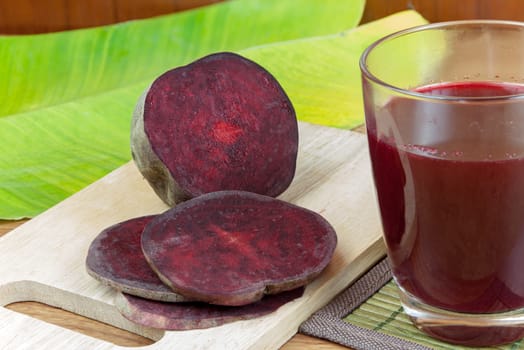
[360,20,524,347]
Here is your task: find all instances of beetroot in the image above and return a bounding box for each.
[141,190,337,306]
[85,216,189,302]
[130,52,298,206]
[114,287,304,330]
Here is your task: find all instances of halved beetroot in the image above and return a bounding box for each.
[114,287,304,330]
[141,190,337,306]
[130,52,298,206]
[85,216,189,302]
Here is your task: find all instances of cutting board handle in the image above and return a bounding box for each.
[0,280,163,348]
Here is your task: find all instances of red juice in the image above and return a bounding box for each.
[367,81,524,315]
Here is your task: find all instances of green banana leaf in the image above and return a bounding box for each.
[0,8,427,220]
[0,0,365,118]
[0,0,366,220]
[242,11,428,128]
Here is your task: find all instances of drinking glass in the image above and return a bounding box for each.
[360,20,524,346]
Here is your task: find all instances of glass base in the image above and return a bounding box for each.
[397,285,524,347]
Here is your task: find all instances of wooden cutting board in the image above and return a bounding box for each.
[0,122,385,350]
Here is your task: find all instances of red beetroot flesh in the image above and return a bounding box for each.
[114,287,304,330]
[141,190,337,306]
[136,52,298,204]
[85,216,189,302]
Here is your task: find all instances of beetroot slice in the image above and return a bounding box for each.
[141,190,337,306]
[114,287,304,330]
[130,52,298,206]
[85,216,189,302]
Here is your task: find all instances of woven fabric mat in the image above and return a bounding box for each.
[299,258,524,350]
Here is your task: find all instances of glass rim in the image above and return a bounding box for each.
[359,19,524,102]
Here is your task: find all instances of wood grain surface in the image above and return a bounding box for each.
[2,287,348,349]
[0,0,223,34]
[2,0,524,34]
[363,0,524,24]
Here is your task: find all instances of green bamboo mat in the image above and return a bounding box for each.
[343,281,524,349]
[300,258,524,350]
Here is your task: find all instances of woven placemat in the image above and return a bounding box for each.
[299,258,524,350]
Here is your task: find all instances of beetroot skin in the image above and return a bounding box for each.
[141,190,337,306]
[85,216,189,302]
[114,287,304,330]
[130,52,298,206]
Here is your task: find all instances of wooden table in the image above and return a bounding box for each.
[3,0,524,34]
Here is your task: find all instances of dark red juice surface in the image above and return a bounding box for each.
[367,81,524,314]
